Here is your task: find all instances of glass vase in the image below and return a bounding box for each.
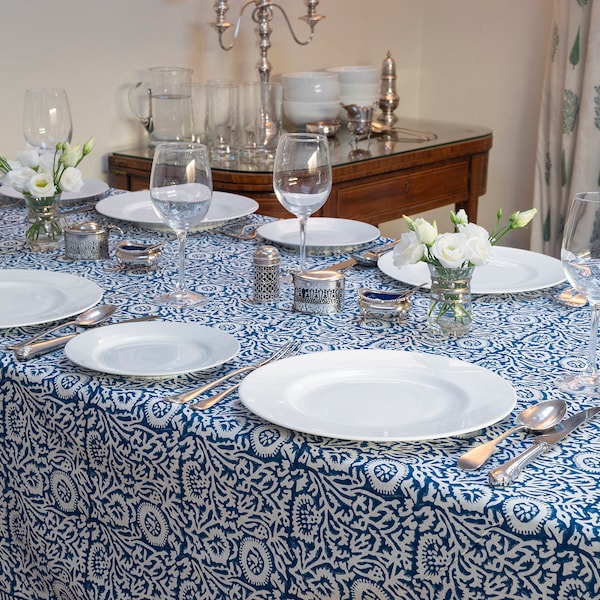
[24,193,64,252]
[427,263,475,338]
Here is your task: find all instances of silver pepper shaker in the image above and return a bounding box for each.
[378,50,400,126]
[253,245,281,303]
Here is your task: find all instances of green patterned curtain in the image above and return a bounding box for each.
[531,0,600,257]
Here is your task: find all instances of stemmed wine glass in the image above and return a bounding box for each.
[273,133,332,273]
[149,142,213,307]
[558,191,600,393]
[23,88,73,151]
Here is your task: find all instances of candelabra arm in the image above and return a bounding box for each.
[211,0,255,51]
[271,3,324,46]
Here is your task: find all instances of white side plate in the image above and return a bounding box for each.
[0,270,103,328]
[65,321,240,377]
[239,349,516,441]
[95,190,259,232]
[257,218,380,249]
[378,246,566,294]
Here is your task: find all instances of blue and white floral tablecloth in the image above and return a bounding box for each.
[0,191,599,600]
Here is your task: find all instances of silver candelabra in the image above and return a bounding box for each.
[211,1,325,84]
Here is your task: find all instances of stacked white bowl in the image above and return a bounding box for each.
[326,66,380,117]
[281,72,341,129]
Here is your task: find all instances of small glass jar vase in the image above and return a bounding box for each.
[427,263,474,337]
[24,193,64,252]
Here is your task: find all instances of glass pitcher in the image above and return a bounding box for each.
[129,67,194,145]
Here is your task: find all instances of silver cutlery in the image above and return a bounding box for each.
[165,340,300,406]
[457,399,567,471]
[189,340,300,410]
[326,239,401,272]
[13,315,160,360]
[7,304,118,351]
[488,406,600,486]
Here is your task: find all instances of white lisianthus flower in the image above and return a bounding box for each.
[412,218,438,246]
[38,152,55,175]
[392,231,426,266]
[509,208,537,229]
[5,166,37,192]
[459,222,489,240]
[59,166,84,192]
[452,209,468,227]
[27,172,56,198]
[16,148,40,169]
[466,236,494,265]
[59,143,84,168]
[431,232,470,268]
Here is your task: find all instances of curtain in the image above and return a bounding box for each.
[531,0,600,257]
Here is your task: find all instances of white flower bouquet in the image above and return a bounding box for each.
[393,208,537,271]
[393,207,537,336]
[0,138,93,249]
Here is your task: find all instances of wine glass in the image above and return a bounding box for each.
[149,142,213,307]
[273,133,332,273]
[23,88,73,151]
[558,190,600,393]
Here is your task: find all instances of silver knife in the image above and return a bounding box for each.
[488,406,600,487]
[13,315,160,360]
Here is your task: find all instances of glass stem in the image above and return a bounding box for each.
[298,215,308,272]
[175,231,187,294]
[584,302,600,381]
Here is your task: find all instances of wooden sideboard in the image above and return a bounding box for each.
[108,119,492,224]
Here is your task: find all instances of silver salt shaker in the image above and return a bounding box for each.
[253,245,280,303]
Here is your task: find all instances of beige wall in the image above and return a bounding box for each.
[1,0,552,248]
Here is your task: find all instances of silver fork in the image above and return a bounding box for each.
[220,222,260,240]
[164,340,300,406]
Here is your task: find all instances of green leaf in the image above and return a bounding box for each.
[570,27,580,67]
[543,210,551,242]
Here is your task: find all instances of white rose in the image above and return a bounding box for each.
[16,148,40,169]
[412,218,438,246]
[392,231,425,266]
[431,232,470,268]
[466,236,494,265]
[5,166,36,192]
[58,166,83,192]
[27,172,56,198]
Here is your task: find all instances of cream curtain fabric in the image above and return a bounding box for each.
[531,0,600,257]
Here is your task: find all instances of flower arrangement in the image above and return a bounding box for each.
[0,138,94,249]
[393,207,537,337]
[393,207,537,270]
[0,138,94,199]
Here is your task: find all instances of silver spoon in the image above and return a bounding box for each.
[457,399,567,471]
[7,304,118,350]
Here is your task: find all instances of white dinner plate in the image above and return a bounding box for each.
[257,218,380,249]
[239,349,516,442]
[0,178,109,205]
[95,190,259,232]
[64,321,240,377]
[378,246,566,294]
[0,269,103,328]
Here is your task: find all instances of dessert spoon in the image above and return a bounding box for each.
[7,304,118,350]
[457,399,567,471]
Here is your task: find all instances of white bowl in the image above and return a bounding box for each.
[282,71,340,102]
[283,99,341,127]
[340,82,380,96]
[326,66,380,85]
